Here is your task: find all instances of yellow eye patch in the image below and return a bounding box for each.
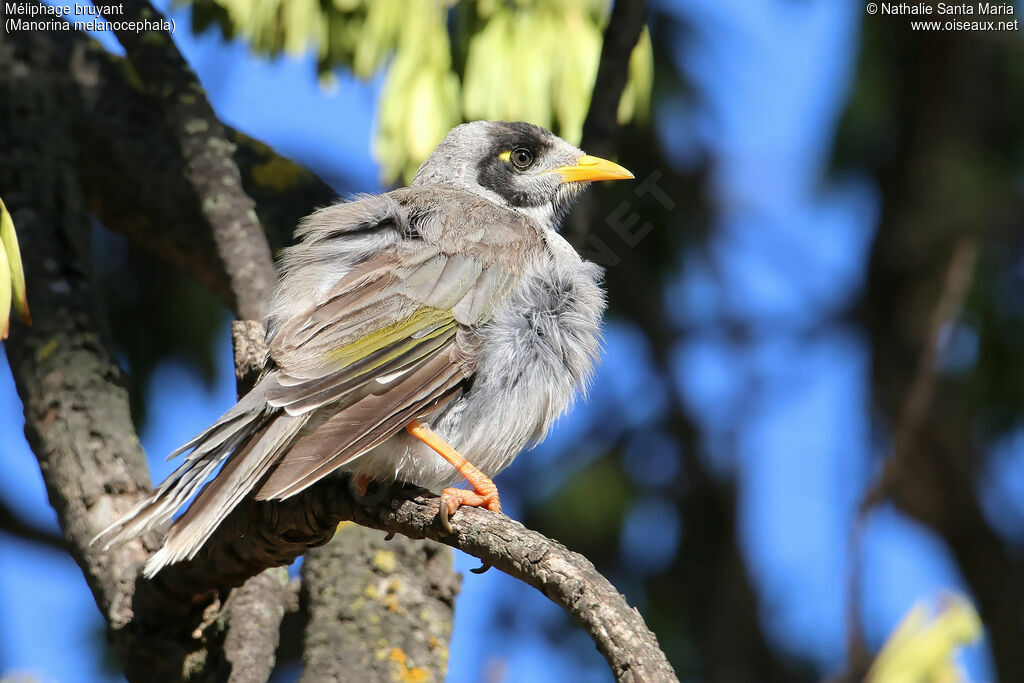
[498,150,511,162]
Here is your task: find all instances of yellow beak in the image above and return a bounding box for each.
[549,154,634,183]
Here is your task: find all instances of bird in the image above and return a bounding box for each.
[95,120,634,576]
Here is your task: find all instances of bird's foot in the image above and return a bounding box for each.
[405,419,503,532]
[438,486,502,534]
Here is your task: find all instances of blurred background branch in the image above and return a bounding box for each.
[847,17,1024,681]
[0,498,68,554]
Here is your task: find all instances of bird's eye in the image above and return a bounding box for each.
[511,148,534,170]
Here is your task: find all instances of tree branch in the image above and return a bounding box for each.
[219,567,291,683]
[0,51,210,680]
[150,469,676,682]
[94,0,277,321]
[0,497,69,553]
[861,237,979,511]
[582,0,649,158]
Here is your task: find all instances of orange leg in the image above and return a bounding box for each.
[406,419,501,532]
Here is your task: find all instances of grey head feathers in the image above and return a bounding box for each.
[413,121,590,229]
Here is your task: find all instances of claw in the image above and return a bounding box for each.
[438,495,454,534]
[435,486,500,533]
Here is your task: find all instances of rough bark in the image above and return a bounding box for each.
[150,477,676,683]
[95,0,277,321]
[301,525,459,683]
[0,51,204,680]
[220,567,292,683]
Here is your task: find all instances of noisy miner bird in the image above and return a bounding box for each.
[96,121,634,576]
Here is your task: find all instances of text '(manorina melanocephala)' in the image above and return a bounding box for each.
[95,121,634,576]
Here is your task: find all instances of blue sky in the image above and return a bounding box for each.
[0,1,1003,680]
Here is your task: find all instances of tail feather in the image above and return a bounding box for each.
[169,379,274,462]
[91,377,273,554]
[143,413,307,577]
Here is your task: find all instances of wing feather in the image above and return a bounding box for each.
[267,320,457,415]
[256,345,467,500]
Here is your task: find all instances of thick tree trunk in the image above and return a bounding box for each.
[301,525,459,682]
[0,43,205,681]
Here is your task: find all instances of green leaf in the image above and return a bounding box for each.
[0,232,10,340]
[0,197,29,336]
[867,594,982,683]
[181,0,653,182]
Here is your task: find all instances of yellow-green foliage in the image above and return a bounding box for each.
[0,197,30,340]
[184,0,653,182]
[867,594,982,683]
